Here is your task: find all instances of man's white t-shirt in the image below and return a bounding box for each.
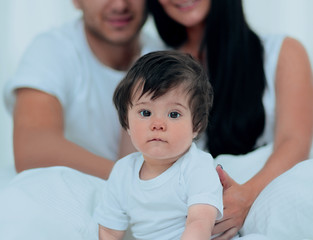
[4,18,165,161]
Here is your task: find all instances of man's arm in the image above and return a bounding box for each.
[99,225,125,240]
[181,204,218,240]
[13,88,115,179]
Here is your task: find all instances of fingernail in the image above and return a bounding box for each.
[217,164,223,169]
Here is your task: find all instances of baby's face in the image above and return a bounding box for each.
[127,85,197,171]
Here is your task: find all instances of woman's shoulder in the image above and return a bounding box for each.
[262,34,310,78]
[260,34,307,57]
[278,37,309,62]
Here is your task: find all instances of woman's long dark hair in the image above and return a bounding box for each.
[148,0,266,157]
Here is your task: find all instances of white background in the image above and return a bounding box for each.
[0,0,312,168]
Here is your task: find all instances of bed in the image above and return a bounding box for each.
[0,143,312,239]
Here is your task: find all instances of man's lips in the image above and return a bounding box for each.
[107,16,133,28]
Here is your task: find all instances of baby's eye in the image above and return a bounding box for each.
[168,111,181,119]
[140,110,151,117]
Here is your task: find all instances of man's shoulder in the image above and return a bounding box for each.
[31,18,83,50]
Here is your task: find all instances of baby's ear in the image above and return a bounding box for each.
[192,132,198,139]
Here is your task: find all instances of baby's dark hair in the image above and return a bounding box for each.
[113,50,213,134]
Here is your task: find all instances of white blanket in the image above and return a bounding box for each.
[0,143,313,240]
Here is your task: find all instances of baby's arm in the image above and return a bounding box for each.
[99,225,125,240]
[181,204,218,240]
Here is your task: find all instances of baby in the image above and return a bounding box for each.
[94,50,222,240]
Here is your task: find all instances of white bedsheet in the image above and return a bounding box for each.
[0,143,312,240]
[0,164,16,192]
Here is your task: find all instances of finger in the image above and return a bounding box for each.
[212,227,239,240]
[213,217,233,234]
[216,165,233,189]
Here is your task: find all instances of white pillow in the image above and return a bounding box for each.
[215,143,313,239]
[241,159,313,239]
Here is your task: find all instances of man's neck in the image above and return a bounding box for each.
[85,28,141,71]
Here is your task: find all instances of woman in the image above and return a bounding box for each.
[148,0,313,239]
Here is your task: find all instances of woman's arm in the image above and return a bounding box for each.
[13,88,115,179]
[247,37,313,201]
[182,204,217,240]
[213,37,313,239]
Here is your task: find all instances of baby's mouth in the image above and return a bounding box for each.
[148,138,166,142]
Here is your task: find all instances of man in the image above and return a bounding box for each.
[0,0,163,239]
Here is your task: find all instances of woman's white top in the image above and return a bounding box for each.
[197,35,285,151]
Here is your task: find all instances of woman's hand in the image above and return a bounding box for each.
[212,166,255,240]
